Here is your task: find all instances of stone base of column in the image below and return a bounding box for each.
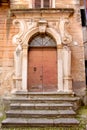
[12,76,22,93]
[63,76,73,92]
[57,90,74,96]
[11,89,28,95]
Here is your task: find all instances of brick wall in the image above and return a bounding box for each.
[70,2,86,95]
[0,5,18,95]
[10,0,80,9]
[9,0,85,9]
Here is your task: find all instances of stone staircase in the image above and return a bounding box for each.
[2,92,81,128]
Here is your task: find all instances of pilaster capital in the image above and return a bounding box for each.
[13,76,22,80]
[57,44,63,49]
[22,44,28,50]
[63,76,72,80]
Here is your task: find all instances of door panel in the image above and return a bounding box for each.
[43,48,57,91]
[28,47,57,92]
[28,48,43,92]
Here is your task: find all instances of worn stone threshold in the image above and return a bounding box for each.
[14,91,74,95]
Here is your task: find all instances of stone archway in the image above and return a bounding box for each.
[20,24,63,92]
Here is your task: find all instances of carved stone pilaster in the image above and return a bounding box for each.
[12,44,22,92]
[22,45,28,91]
[57,45,63,91]
[12,19,37,92]
[63,45,72,92]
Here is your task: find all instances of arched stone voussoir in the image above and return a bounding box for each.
[23,27,39,45]
[46,28,61,45]
[22,27,61,46]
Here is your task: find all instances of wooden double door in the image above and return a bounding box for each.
[28,34,57,92]
[28,47,57,92]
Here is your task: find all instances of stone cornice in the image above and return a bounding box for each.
[10,8,74,16]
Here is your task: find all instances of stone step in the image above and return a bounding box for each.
[6,109,76,118]
[2,92,80,128]
[2,117,79,128]
[9,97,80,110]
[10,103,73,110]
[14,91,75,98]
[10,97,80,103]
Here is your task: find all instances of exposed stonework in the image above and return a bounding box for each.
[0,67,14,95]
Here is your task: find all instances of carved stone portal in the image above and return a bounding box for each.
[12,18,72,93]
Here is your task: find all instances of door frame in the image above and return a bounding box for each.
[13,26,73,93]
[27,33,58,92]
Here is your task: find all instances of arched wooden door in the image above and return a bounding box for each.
[28,34,57,92]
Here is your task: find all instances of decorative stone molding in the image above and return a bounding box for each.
[12,19,37,45]
[23,27,61,46]
[13,19,27,45]
[12,18,73,93]
[38,19,47,34]
[12,18,73,46]
[59,18,72,45]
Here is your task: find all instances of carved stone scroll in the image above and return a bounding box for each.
[12,19,37,46]
[59,18,72,45]
[12,19,27,45]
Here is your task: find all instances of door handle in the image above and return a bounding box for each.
[33,67,37,72]
[40,75,43,80]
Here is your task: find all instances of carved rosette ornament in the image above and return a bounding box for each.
[59,18,72,45]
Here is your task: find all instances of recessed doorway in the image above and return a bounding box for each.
[28,34,57,92]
